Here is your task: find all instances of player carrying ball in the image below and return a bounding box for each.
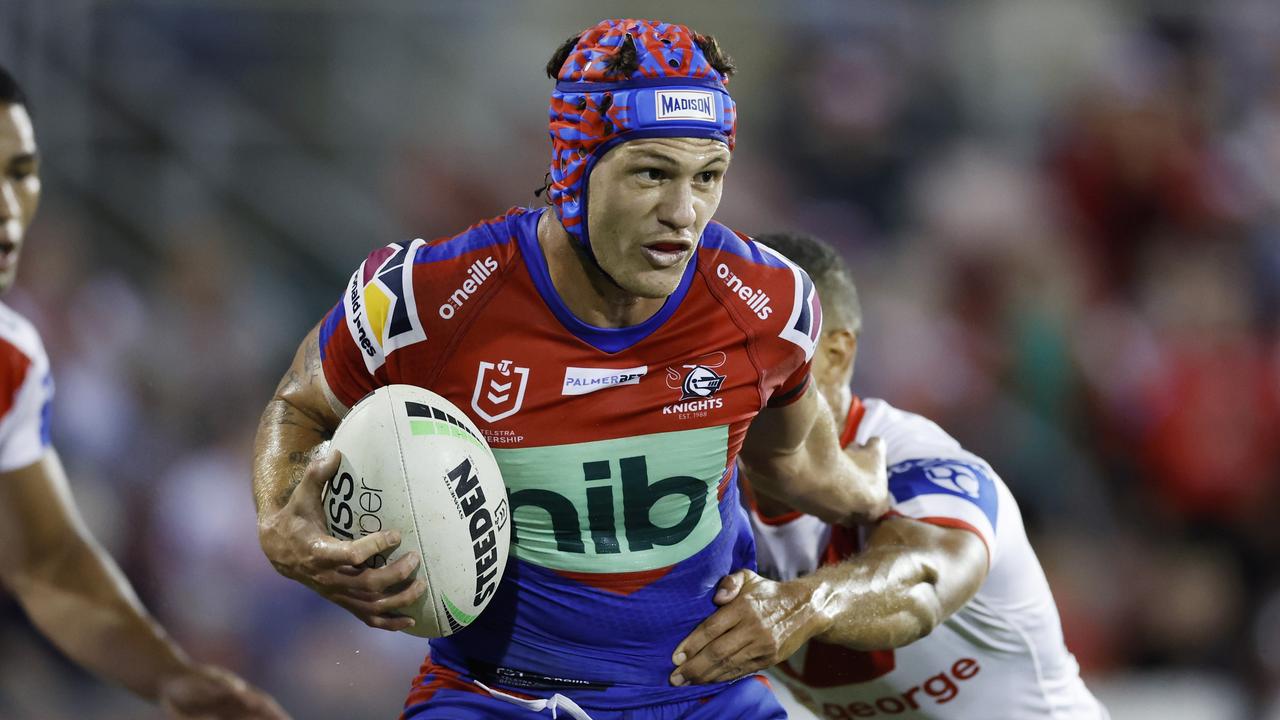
[253,18,889,719]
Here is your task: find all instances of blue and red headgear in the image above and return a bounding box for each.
[547,19,737,252]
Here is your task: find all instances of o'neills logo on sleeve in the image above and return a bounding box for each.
[655,90,717,123]
[438,256,499,320]
[716,263,773,320]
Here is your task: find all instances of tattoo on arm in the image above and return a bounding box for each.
[279,477,304,507]
[303,332,321,375]
[255,326,341,515]
[276,403,327,433]
[276,442,319,507]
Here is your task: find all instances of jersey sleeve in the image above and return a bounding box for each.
[761,242,821,407]
[0,334,52,473]
[767,359,812,407]
[318,215,517,409]
[885,457,1000,565]
[700,225,823,408]
[855,399,1002,565]
[319,240,431,409]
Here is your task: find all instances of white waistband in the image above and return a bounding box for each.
[475,680,596,720]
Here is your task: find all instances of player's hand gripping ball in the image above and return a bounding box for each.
[323,385,511,637]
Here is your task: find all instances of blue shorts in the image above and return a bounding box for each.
[401,660,787,719]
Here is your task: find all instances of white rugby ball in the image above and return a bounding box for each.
[322,384,510,638]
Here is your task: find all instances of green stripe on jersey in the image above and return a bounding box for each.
[492,425,729,573]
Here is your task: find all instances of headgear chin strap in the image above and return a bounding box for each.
[547,19,738,259]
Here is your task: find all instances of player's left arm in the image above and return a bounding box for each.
[739,382,890,526]
[0,450,289,719]
[671,516,987,685]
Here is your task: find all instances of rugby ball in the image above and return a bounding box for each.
[322,384,510,638]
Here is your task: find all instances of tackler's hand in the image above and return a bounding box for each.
[670,570,828,685]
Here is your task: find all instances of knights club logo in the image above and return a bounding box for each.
[666,351,727,400]
[472,360,530,423]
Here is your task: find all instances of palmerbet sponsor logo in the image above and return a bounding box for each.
[715,263,773,320]
[561,366,648,396]
[438,256,499,320]
[655,90,716,122]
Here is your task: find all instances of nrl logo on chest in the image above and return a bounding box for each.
[472,359,530,423]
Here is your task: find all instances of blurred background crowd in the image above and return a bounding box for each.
[0,1,1277,718]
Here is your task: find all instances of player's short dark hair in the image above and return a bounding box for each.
[545,30,736,80]
[755,232,862,335]
[0,64,29,111]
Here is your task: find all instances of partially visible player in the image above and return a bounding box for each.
[0,66,288,719]
[671,232,1108,719]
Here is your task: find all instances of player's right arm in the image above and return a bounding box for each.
[671,516,988,684]
[676,434,1000,685]
[791,516,988,648]
[252,322,425,631]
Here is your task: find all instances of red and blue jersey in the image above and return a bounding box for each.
[319,207,820,710]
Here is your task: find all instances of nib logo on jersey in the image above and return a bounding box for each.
[663,352,727,416]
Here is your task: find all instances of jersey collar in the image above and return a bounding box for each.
[839,394,866,449]
[516,207,698,354]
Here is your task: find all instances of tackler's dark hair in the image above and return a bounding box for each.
[0,65,30,113]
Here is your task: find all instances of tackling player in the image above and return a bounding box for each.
[0,67,287,718]
[253,19,889,719]
[671,232,1108,719]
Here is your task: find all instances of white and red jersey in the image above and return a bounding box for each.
[0,302,52,473]
[748,397,1107,720]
